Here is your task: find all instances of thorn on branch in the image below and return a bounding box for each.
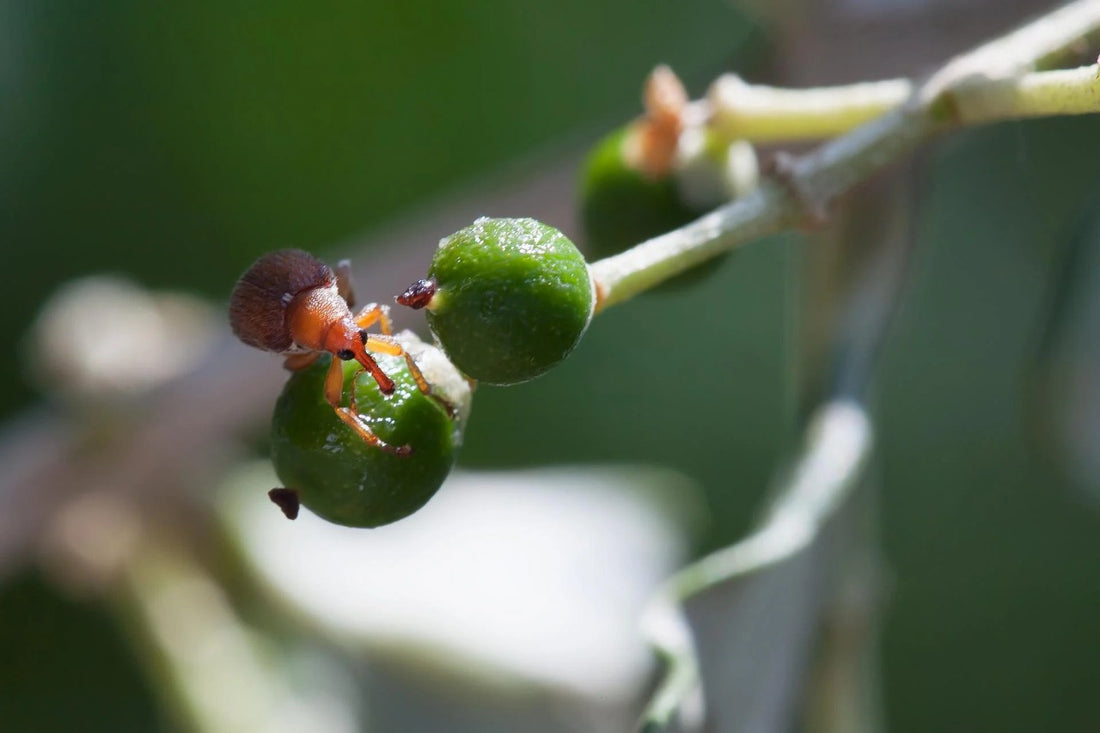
[765,151,830,229]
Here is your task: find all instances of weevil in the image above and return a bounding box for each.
[229,249,443,456]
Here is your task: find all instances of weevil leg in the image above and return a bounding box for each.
[353,302,456,417]
[333,407,412,456]
[268,488,300,519]
[363,333,459,418]
[283,352,321,371]
[350,303,407,397]
[324,354,411,455]
[361,334,402,357]
[336,259,356,308]
[353,302,394,335]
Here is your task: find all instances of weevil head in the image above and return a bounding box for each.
[314,315,396,396]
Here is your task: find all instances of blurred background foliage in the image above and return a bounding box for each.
[1,1,1098,731]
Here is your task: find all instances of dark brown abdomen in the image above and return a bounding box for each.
[229,249,334,352]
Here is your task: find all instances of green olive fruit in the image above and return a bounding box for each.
[579,127,730,289]
[270,332,471,528]
[580,128,701,259]
[408,217,594,385]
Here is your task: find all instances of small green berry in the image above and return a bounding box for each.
[270,332,470,528]
[580,127,703,265]
[579,127,757,289]
[399,217,594,385]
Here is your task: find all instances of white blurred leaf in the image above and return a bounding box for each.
[220,463,703,704]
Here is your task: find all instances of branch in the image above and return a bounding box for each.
[639,400,874,731]
[591,0,1100,310]
[945,64,1100,122]
[705,76,913,143]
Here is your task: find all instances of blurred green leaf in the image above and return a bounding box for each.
[0,571,164,732]
[0,0,754,416]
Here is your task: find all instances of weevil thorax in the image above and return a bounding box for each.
[229,249,335,352]
[285,283,356,354]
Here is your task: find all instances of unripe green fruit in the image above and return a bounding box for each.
[580,128,700,259]
[270,333,470,528]
[579,127,727,289]
[417,217,594,385]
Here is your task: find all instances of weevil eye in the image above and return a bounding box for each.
[336,349,355,361]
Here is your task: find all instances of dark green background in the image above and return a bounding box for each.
[1,2,1098,730]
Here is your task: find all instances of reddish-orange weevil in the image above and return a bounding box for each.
[229,249,437,456]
